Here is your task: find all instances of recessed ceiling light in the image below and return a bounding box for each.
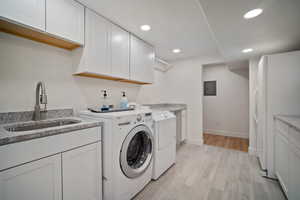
[242,48,253,53]
[140,25,151,31]
[172,49,181,53]
[244,8,263,19]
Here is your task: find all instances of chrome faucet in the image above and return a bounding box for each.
[34,81,47,120]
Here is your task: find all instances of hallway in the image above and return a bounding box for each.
[203,133,249,152]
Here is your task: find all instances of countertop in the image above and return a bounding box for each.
[275,115,300,132]
[0,109,102,146]
[144,103,187,112]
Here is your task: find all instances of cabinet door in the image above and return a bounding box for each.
[289,146,300,200]
[82,8,111,76]
[46,0,84,44]
[0,155,61,200]
[62,142,102,200]
[0,0,45,30]
[275,132,289,195]
[111,24,130,79]
[130,35,154,83]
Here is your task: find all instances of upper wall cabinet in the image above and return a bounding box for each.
[111,24,130,79]
[0,0,45,31]
[75,8,111,76]
[0,0,83,50]
[130,35,154,84]
[46,0,84,44]
[74,8,131,80]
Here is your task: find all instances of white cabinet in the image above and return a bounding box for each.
[0,0,85,49]
[289,147,300,200]
[111,24,130,79]
[75,9,131,80]
[62,142,102,200]
[174,110,187,144]
[130,35,155,83]
[0,0,45,30]
[71,9,154,83]
[76,8,111,75]
[46,0,84,44]
[0,127,102,200]
[275,132,289,195]
[274,118,300,200]
[0,154,61,200]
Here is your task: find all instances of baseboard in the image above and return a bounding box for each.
[204,129,249,139]
[186,138,203,146]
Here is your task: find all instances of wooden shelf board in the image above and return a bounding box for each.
[74,72,151,85]
[74,72,122,81]
[0,19,81,50]
[119,79,151,85]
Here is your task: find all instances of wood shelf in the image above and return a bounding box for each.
[73,72,151,85]
[0,19,81,50]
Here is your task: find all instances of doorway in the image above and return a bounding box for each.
[202,62,250,152]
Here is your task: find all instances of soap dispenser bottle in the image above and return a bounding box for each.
[101,90,109,111]
[120,91,128,109]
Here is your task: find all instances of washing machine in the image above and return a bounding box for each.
[80,107,154,200]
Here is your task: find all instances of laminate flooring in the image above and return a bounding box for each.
[134,144,285,200]
[203,133,249,152]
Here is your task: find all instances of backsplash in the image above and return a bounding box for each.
[0,32,141,113]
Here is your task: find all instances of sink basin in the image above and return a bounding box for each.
[4,119,81,132]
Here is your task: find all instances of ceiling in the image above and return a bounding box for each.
[77,0,222,62]
[77,0,300,63]
[198,0,300,61]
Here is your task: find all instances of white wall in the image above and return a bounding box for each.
[203,64,249,138]
[0,32,218,145]
[0,32,141,113]
[138,57,213,145]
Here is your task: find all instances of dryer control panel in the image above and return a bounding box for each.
[152,111,175,121]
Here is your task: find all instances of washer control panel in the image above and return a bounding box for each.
[117,112,153,126]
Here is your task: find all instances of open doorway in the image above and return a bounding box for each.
[202,62,250,152]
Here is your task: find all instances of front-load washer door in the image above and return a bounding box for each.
[120,125,153,178]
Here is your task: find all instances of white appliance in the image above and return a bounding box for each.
[152,111,176,180]
[80,108,154,200]
[256,50,300,177]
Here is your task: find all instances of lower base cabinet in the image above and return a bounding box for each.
[275,132,289,195]
[62,142,102,200]
[174,110,187,144]
[0,142,102,200]
[275,119,300,200]
[0,154,62,200]
[288,148,300,200]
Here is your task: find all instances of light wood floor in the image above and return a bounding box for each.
[203,133,249,152]
[134,144,285,200]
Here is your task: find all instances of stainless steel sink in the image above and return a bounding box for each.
[4,119,81,132]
